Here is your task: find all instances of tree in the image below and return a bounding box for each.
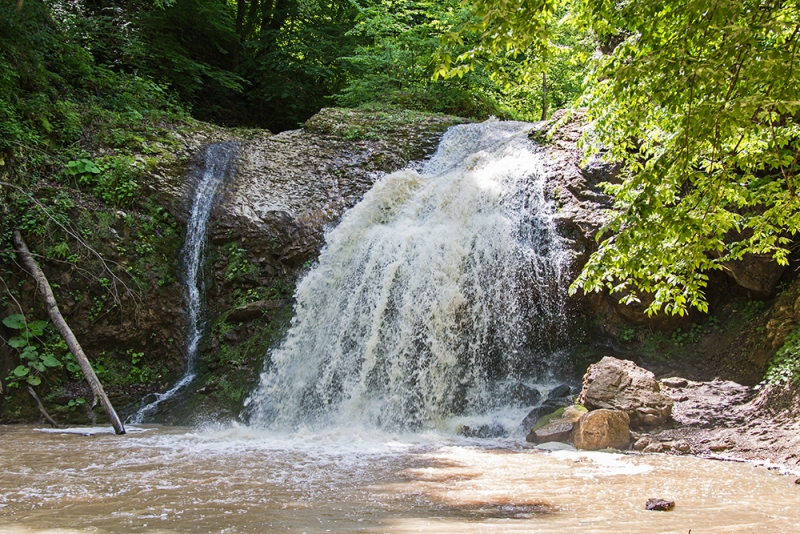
[446,0,800,315]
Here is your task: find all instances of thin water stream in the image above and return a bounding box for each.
[131,143,237,424]
[1,425,798,533]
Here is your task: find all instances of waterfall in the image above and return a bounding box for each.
[247,120,569,431]
[130,143,237,424]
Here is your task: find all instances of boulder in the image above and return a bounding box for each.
[526,419,575,445]
[721,254,785,298]
[578,356,673,429]
[571,409,631,450]
[520,390,574,434]
[525,405,586,444]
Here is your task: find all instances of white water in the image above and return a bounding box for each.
[131,143,237,424]
[248,120,571,431]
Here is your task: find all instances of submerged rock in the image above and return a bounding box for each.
[578,356,673,429]
[571,409,631,450]
[645,498,675,511]
[457,422,508,439]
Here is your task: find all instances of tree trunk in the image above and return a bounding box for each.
[12,230,126,435]
[540,72,548,121]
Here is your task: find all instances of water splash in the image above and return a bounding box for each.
[247,120,570,431]
[130,143,237,424]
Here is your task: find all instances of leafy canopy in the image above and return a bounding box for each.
[447,0,800,315]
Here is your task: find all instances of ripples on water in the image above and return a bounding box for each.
[1,425,798,533]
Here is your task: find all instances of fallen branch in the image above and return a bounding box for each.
[27,386,61,428]
[13,229,126,435]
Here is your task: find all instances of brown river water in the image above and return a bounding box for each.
[0,424,798,533]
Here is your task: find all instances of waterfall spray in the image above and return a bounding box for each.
[247,120,570,431]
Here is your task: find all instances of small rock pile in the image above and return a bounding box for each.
[525,356,674,450]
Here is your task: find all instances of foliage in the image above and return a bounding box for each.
[223,242,258,283]
[2,314,64,389]
[334,0,513,119]
[446,0,800,316]
[434,0,592,119]
[762,325,800,387]
[573,0,800,316]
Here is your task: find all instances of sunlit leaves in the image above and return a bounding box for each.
[457,0,800,315]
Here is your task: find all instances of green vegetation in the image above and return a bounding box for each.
[440,0,800,316]
[2,0,799,417]
[2,314,64,389]
[764,326,800,387]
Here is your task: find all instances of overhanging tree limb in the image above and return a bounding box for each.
[12,229,126,435]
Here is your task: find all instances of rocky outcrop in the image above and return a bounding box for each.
[532,111,614,273]
[766,279,800,350]
[212,108,464,250]
[722,254,786,298]
[578,356,673,429]
[191,108,468,416]
[571,409,631,450]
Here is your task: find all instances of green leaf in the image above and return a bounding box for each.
[8,336,27,349]
[41,354,62,368]
[2,314,25,330]
[12,365,29,377]
[26,375,42,386]
[28,320,47,337]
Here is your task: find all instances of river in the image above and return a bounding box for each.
[1,425,797,533]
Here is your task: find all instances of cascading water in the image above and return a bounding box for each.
[247,120,571,431]
[131,143,237,423]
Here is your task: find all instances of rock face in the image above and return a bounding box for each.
[578,356,673,429]
[192,108,468,416]
[722,254,785,298]
[571,409,631,450]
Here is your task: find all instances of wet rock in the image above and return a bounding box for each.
[458,422,508,439]
[525,405,586,444]
[521,402,563,434]
[633,436,654,451]
[578,356,673,429]
[504,383,542,408]
[526,420,575,445]
[643,442,666,453]
[226,299,289,322]
[521,396,574,434]
[571,409,631,450]
[645,498,675,511]
[546,384,572,401]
